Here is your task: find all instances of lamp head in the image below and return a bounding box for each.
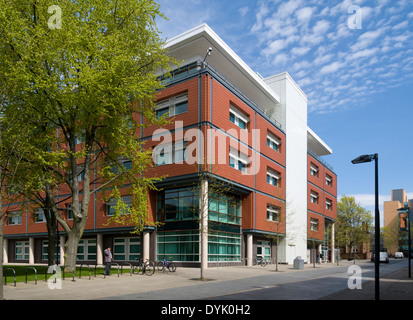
[351,154,377,164]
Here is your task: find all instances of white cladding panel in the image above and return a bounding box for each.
[265,73,308,264]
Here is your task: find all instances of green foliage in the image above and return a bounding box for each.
[0,0,176,263]
[336,195,374,252]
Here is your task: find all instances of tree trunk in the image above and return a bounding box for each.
[64,229,82,271]
[45,208,57,266]
[47,223,57,266]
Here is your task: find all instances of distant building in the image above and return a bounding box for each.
[383,189,413,255]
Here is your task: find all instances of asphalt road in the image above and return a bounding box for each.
[101,259,408,300]
[3,259,409,301]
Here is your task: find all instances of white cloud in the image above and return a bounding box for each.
[239,6,250,17]
[392,20,408,30]
[313,20,330,35]
[347,47,379,61]
[320,61,345,74]
[291,46,311,56]
[344,194,391,208]
[295,6,315,25]
[314,53,334,66]
[276,0,302,19]
[272,53,289,65]
[251,1,270,32]
[263,39,288,56]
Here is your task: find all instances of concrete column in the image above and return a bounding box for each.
[60,236,65,265]
[247,234,253,267]
[143,231,150,261]
[318,243,322,263]
[29,237,35,265]
[97,234,103,265]
[3,238,8,264]
[200,179,208,270]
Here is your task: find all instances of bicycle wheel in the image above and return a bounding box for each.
[144,261,155,276]
[260,260,267,267]
[157,260,165,271]
[139,264,145,275]
[168,262,176,272]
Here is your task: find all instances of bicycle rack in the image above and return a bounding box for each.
[94,264,107,278]
[79,264,92,280]
[120,262,133,276]
[25,267,38,285]
[62,265,76,282]
[110,262,120,277]
[4,268,16,287]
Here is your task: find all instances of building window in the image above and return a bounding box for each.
[153,141,188,166]
[326,174,333,186]
[106,196,132,216]
[310,163,319,177]
[42,240,60,261]
[310,218,319,231]
[267,168,281,187]
[326,199,333,210]
[267,205,279,222]
[77,239,97,261]
[229,147,249,173]
[267,132,281,152]
[15,241,30,260]
[34,208,46,223]
[157,230,200,262]
[257,240,271,261]
[155,94,188,119]
[208,231,241,262]
[111,158,133,173]
[113,237,141,261]
[229,106,249,130]
[310,191,319,204]
[209,193,242,226]
[157,188,199,222]
[7,211,22,225]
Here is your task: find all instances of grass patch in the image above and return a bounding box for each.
[3,265,107,284]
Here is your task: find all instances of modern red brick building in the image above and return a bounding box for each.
[2,24,337,267]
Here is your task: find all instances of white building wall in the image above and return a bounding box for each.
[265,73,308,264]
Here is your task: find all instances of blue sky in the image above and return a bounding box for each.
[155,0,413,219]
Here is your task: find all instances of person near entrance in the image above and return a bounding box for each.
[104,246,113,275]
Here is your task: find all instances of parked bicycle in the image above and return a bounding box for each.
[252,257,267,267]
[156,257,176,272]
[134,258,155,276]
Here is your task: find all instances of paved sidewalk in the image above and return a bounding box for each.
[323,265,413,300]
[2,259,412,300]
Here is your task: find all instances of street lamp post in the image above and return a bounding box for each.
[351,153,379,301]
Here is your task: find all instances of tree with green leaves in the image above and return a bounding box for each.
[0,0,176,269]
[336,195,374,261]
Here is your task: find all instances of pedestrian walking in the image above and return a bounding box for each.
[104,246,113,276]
